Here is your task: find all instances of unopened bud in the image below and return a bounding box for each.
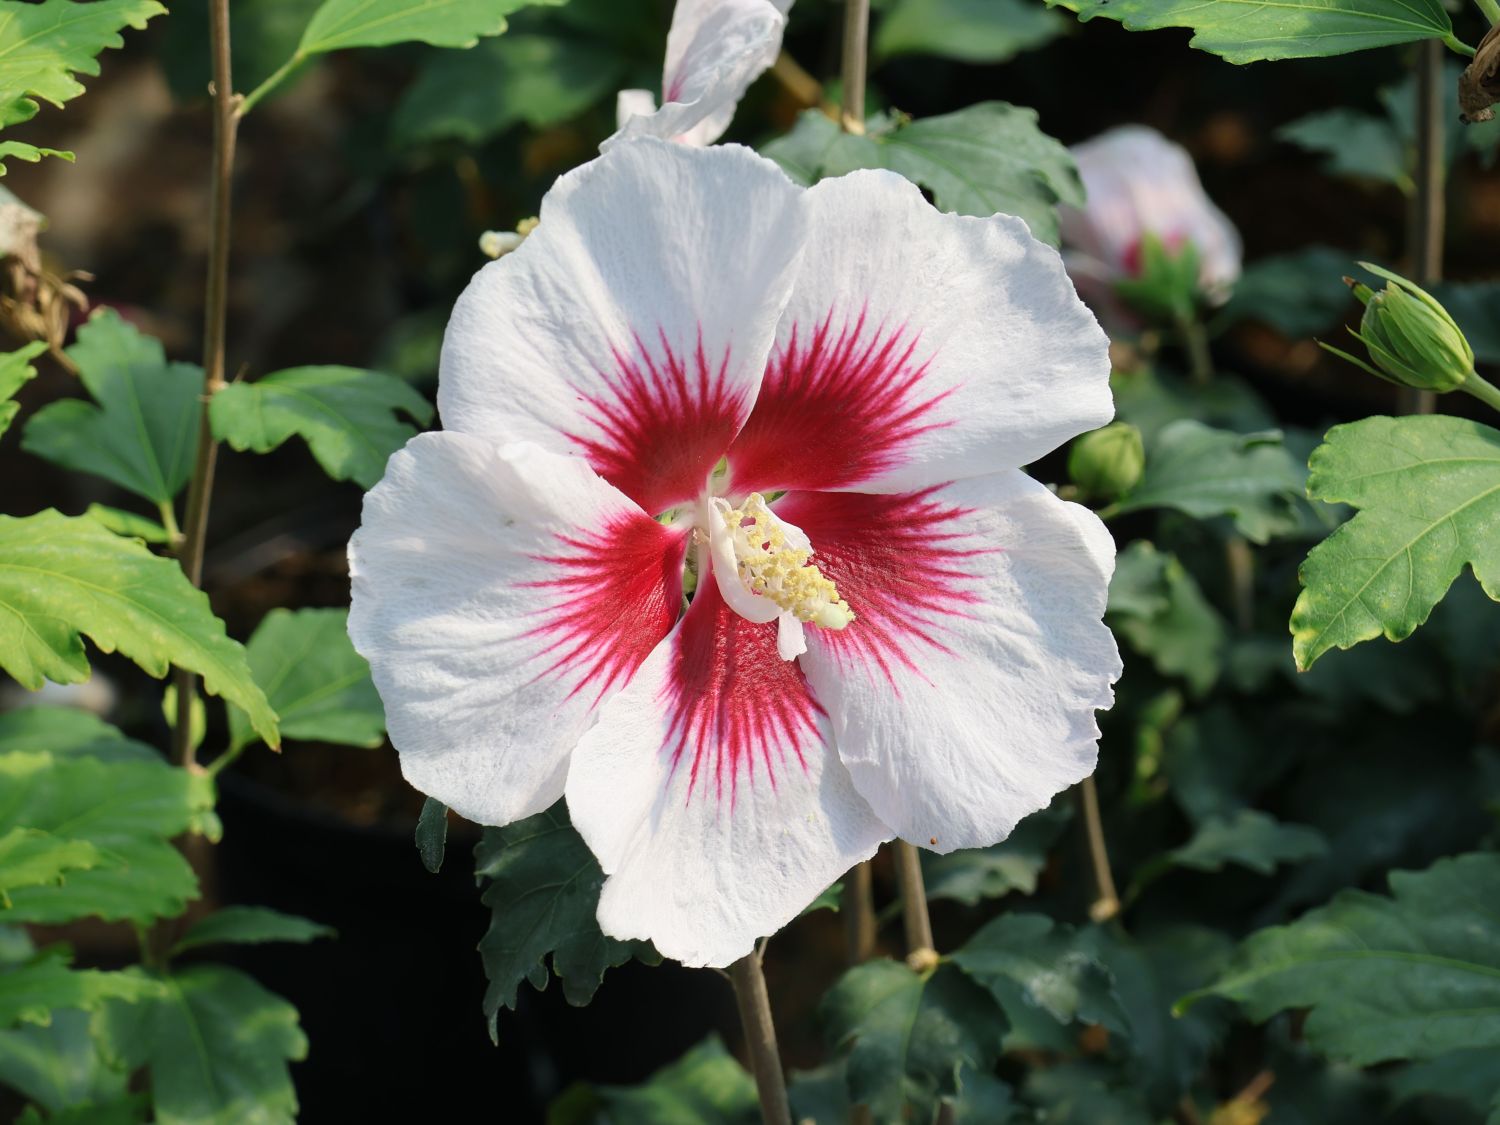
[1325,263,1473,394]
[1069,422,1145,501]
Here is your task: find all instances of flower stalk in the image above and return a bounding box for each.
[1080,775,1121,922]
[1405,39,1446,415]
[893,841,935,963]
[728,951,793,1125]
[172,0,242,769]
[841,860,876,964]
[839,0,869,133]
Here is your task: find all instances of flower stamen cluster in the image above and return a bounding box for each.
[719,493,853,629]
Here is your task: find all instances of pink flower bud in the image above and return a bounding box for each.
[1060,126,1242,324]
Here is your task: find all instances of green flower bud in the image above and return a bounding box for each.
[1069,421,1145,501]
[1326,263,1474,394]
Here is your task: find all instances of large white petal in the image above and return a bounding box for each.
[348,433,687,826]
[780,473,1121,852]
[439,139,807,515]
[566,563,890,967]
[726,170,1111,496]
[607,0,786,149]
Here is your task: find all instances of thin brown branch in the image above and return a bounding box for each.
[839,0,869,133]
[1404,38,1446,416]
[729,951,793,1125]
[172,0,242,768]
[1079,775,1121,922]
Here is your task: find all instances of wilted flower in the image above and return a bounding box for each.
[1328,263,1474,394]
[610,0,792,148]
[1060,126,1242,322]
[349,140,1121,967]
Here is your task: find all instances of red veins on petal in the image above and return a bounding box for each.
[662,575,822,803]
[726,308,952,494]
[525,513,688,706]
[775,488,988,685]
[569,330,747,515]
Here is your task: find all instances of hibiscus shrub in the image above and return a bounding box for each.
[3,0,1500,1122]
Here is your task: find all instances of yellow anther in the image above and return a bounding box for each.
[722,494,854,629]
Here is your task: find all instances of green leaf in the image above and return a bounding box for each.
[921,798,1071,906]
[0,954,161,1029]
[0,827,102,904]
[0,140,73,173]
[951,914,1129,1035]
[1022,1061,1154,1125]
[0,510,278,747]
[228,607,383,752]
[22,310,202,505]
[946,1068,1025,1124]
[415,797,446,873]
[1277,110,1408,189]
[1218,246,1356,339]
[1262,730,1488,919]
[1192,853,1500,1065]
[1078,925,1234,1111]
[595,1035,758,1125]
[1110,367,1275,444]
[763,102,1082,245]
[80,504,170,544]
[476,801,657,1032]
[1107,541,1227,696]
[297,0,556,54]
[873,0,1065,63]
[1166,809,1327,876]
[0,750,211,924]
[1291,415,1500,670]
[16,1097,148,1125]
[0,340,44,436]
[0,1007,130,1114]
[171,906,333,958]
[1112,420,1304,543]
[0,708,157,763]
[102,964,306,1125]
[391,34,624,147]
[0,0,164,123]
[1049,0,1462,64]
[787,1061,851,1125]
[821,960,1008,1121]
[209,365,432,489]
[1389,1048,1500,1122]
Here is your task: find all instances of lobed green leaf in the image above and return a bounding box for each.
[1113,419,1304,543]
[1291,415,1500,669]
[763,102,1081,245]
[0,340,44,436]
[1049,0,1462,64]
[1191,853,1500,1065]
[0,0,164,122]
[476,801,657,1032]
[227,607,383,752]
[210,365,432,489]
[23,310,202,505]
[821,959,1008,1121]
[0,511,278,745]
[0,749,212,924]
[101,964,306,1125]
[171,906,334,958]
